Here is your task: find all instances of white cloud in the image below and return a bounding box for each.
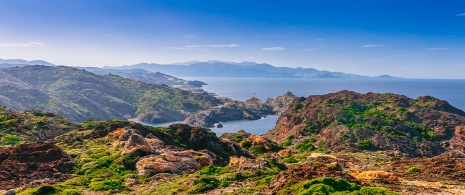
[456,13,465,16]
[185,44,238,48]
[30,42,45,46]
[0,42,45,48]
[163,47,194,51]
[302,46,326,52]
[262,47,286,51]
[425,48,450,51]
[360,44,385,48]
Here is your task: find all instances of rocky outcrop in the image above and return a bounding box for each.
[265,91,297,114]
[449,126,465,156]
[263,162,358,194]
[136,150,213,175]
[183,97,274,127]
[265,90,465,157]
[221,130,280,152]
[0,142,75,190]
[183,92,296,128]
[170,124,251,165]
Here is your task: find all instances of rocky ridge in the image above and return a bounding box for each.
[184,92,297,127]
[265,90,465,157]
[0,142,75,191]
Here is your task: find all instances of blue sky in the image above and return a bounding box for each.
[0,0,464,78]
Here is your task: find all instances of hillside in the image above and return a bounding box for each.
[0,106,79,146]
[2,102,465,194]
[265,90,465,157]
[0,65,221,122]
[106,61,396,78]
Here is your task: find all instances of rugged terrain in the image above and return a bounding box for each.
[0,66,293,126]
[265,90,465,157]
[1,91,465,194]
[184,92,296,127]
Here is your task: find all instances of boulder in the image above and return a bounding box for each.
[136,150,213,175]
[122,134,155,156]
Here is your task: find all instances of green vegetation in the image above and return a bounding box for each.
[283,135,294,146]
[188,176,220,194]
[1,133,20,146]
[407,166,421,173]
[241,140,252,148]
[249,144,267,154]
[277,177,398,195]
[356,139,373,150]
[281,157,299,163]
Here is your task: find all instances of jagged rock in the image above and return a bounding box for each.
[136,150,213,175]
[169,124,250,166]
[277,149,292,157]
[263,162,358,194]
[265,91,297,114]
[449,126,465,156]
[124,178,139,186]
[0,142,75,190]
[122,134,155,156]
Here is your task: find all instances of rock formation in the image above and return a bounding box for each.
[0,142,75,190]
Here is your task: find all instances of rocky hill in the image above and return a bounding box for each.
[0,106,79,146]
[0,65,221,123]
[265,90,465,157]
[2,102,465,194]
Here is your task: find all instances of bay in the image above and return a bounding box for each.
[149,78,465,136]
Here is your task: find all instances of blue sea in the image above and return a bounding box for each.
[155,78,465,136]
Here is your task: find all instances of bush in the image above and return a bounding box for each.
[62,189,83,195]
[295,142,315,152]
[88,179,125,191]
[356,139,372,150]
[283,135,294,146]
[407,166,421,173]
[2,134,20,146]
[249,145,267,154]
[188,176,220,194]
[199,166,223,175]
[17,185,56,195]
[240,140,252,148]
[281,157,298,163]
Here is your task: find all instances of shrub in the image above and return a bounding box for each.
[199,166,223,175]
[62,189,83,195]
[295,142,315,152]
[188,176,220,194]
[88,179,125,191]
[407,166,421,173]
[17,185,56,195]
[240,140,252,148]
[249,145,267,154]
[2,134,20,146]
[281,157,298,163]
[356,139,372,150]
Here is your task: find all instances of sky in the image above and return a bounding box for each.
[0,0,464,78]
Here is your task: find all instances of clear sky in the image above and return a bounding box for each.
[0,0,464,78]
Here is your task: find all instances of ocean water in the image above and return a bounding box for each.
[159,78,465,136]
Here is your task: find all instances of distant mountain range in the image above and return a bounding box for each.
[104,61,397,78]
[0,59,397,79]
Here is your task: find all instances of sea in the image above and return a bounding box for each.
[148,78,465,136]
